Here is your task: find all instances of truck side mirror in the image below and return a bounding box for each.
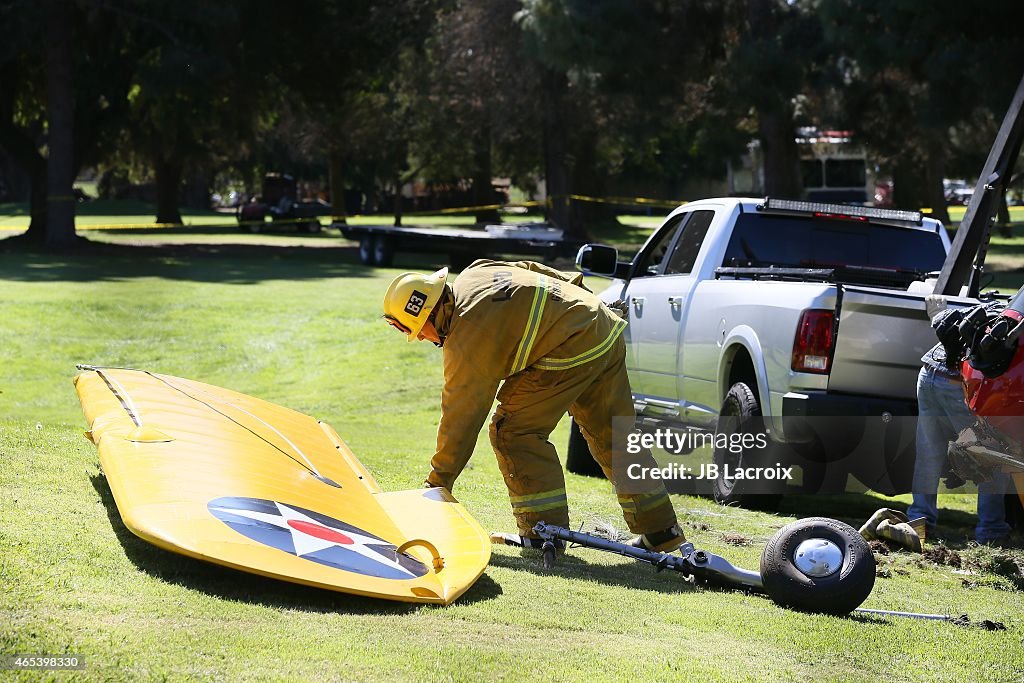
[576,244,620,277]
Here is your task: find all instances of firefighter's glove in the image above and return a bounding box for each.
[608,299,629,320]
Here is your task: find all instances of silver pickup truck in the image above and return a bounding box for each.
[572,197,977,507]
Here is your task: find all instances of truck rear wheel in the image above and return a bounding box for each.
[711,382,782,511]
[565,418,605,478]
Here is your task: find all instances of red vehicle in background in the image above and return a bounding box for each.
[237,173,332,234]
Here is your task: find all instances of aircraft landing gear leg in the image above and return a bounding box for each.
[542,541,557,569]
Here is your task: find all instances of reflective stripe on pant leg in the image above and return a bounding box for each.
[511,487,568,514]
[616,489,677,534]
[508,487,570,535]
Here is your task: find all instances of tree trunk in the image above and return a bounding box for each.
[328,149,346,224]
[571,130,613,231]
[923,144,950,225]
[21,159,47,239]
[997,191,1012,238]
[892,153,928,212]
[541,69,581,238]
[471,126,500,224]
[393,176,403,227]
[181,165,211,210]
[154,156,183,224]
[759,108,802,199]
[44,0,77,249]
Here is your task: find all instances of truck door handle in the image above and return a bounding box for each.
[668,296,683,308]
[631,297,645,313]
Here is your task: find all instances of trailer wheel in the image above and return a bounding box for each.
[304,219,322,234]
[565,418,605,478]
[373,236,395,267]
[760,517,875,615]
[711,382,782,510]
[358,236,375,265]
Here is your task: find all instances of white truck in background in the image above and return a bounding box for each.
[570,197,976,507]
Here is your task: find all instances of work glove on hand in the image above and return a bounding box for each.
[932,309,965,371]
[607,299,629,320]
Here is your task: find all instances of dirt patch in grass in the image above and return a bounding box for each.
[923,544,962,568]
[720,532,751,546]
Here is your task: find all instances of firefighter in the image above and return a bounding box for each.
[382,259,684,552]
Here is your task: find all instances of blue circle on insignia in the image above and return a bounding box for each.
[207,496,428,580]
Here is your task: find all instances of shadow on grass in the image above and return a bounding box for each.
[487,545,697,596]
[0,235,375,284]
[90,474,504,612]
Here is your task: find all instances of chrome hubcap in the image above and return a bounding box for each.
[793,538,842,578]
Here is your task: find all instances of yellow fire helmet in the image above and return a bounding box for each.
[383,267,449,341]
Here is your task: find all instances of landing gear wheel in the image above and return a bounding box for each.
[760,517,875,615]
[565,418,604,478]
[711,382,782,511]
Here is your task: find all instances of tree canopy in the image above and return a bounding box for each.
[2,0,1022,246]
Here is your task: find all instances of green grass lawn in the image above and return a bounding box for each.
[1,219,1024,681]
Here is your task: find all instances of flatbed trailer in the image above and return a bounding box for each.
[336,222,581,270]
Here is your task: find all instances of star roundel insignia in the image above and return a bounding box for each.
[207,496,428,580]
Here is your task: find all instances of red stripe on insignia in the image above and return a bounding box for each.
[287,520,354,544]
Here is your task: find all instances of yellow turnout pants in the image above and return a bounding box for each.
[488,337,677,537]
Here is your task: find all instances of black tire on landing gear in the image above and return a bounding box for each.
[711,381,782,511]
[760,516,876,615]
[565,418,605,478]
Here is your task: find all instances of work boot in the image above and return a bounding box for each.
[629,524,686,553]
[489,532,565,554]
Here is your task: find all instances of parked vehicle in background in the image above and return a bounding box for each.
[571,197,966,509]
[797,129,873,205]
[237,173,332,233]
[943,179,974,206]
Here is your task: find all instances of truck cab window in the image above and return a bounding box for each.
[634,214,686,277]
[664,211,715,275]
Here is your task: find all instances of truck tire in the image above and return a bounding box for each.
[373,236,395,267]
[711,382,782,511]
[760,517,875,615]
[304,219,322,234]
[565,419,605,478]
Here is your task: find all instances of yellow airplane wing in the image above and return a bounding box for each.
[74,366,490,605]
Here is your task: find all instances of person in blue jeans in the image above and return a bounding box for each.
[907,304,1012,545]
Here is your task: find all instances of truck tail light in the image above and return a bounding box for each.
[792,309,835,374]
